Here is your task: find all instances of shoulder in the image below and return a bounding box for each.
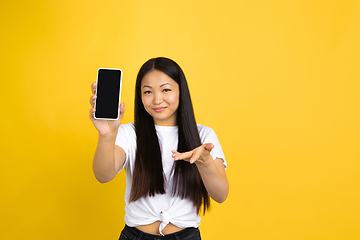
[116,122,136,144]
[118,122,135,133]
[196,124,215,136]
[196,124,220,143]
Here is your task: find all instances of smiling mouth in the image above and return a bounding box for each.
[153,107,166,112]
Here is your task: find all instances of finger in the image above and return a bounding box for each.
[91,82,97,95]
[116,103,125,122]
[172,151,183,160]
[171,150,181,160]
[189,151,201,164]
[172,150,181,155]
[203,143,214,152]
[90,95,97,107]
[89,108,96,120]
[173,151,193,161]
[119,102,125,114]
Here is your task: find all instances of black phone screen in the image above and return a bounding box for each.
[94,69,122,119]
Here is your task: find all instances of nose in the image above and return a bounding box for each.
[153,92,163,105]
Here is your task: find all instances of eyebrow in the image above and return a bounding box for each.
[142,83,172,88]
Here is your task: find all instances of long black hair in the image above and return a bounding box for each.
[130,57,210,213]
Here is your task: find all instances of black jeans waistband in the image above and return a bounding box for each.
[119,225,201,240]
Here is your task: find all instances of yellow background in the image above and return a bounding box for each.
[1,1,359,239]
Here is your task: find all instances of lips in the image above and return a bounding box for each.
[153,107,166,112]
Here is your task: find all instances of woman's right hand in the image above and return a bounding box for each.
[89,82,125,136]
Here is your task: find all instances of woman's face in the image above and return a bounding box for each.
[141,70,180,126]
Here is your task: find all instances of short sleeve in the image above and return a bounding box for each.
[197,125,227,169]
[115,122,137,172]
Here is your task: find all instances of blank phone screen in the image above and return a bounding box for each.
[95,69,122,119]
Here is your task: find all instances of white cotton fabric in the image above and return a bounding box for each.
[115,123,226,235]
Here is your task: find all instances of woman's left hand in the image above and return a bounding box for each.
[171,143,214,165]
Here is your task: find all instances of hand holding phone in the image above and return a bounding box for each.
[89,69,124,136]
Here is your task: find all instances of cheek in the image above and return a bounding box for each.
[142,98,153,115]
[141,96,151,107]
[169,93,180,107]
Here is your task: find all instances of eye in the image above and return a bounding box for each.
[163,88,171,92]
[143,90,152,94]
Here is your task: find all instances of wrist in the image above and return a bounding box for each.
[195,154,214,169]
[98,131,117,141]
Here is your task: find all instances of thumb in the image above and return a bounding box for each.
[119,102,125,115]
[203,143,214,152]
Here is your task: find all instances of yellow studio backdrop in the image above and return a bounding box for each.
[1,0,359,239]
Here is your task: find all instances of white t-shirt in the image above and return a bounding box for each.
[115,123,226,235]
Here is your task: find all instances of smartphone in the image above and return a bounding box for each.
[94,68,123,120]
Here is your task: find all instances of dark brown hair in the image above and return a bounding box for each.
[130,57,210,213]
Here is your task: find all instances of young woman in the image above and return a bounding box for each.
[89,57,229,240]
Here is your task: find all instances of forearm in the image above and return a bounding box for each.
[93,132,118,183]
[196,157,229,203]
